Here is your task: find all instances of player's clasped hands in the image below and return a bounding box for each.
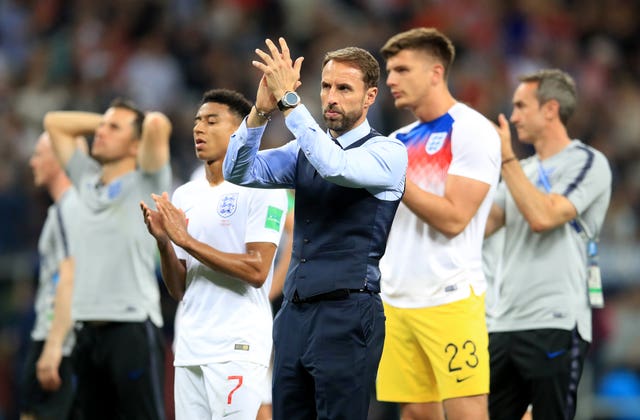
[140,192,188,247]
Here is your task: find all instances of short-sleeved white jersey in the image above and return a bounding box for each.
[171,178,287,367]
[381,103,500,308]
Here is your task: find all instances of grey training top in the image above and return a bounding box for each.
[31,190,78,355]
[484,140,611,342]
[66,150,171,326]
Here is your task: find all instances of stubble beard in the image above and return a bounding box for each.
[323,109,362,136]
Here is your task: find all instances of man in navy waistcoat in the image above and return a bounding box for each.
[223,37,407,420]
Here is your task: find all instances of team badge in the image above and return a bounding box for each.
[217,193,239,218]
[425,132,448,155]
[107,180,122,199]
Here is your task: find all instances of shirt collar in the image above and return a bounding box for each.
[329,119,372,148]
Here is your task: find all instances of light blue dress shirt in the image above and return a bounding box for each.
[223,104,407,201]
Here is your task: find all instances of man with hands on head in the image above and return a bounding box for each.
[223,37,407,420]
[140,89,287,420]
[44,100,171,420]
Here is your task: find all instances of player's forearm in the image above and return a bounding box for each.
[138,112,172,172]
[403,192,470,237]
[157,240,187,301]
[403,178,477,237]
[44,111,102,137]
[45,258,74,349]
[180,237,273,288]
[44,112,102,165]
[405,173,492,237]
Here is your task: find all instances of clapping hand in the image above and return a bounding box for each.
[494,113,516,161]
[252,37,304,113]
[140,193,170,246]
[151,193,189,248]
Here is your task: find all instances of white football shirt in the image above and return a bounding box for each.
[171,179,287,367]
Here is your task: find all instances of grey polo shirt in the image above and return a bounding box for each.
[66,150,171,326]
[485,140,611,342]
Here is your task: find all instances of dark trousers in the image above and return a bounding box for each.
[73,319,166,420]
[272,292,385,420]
[20,340,77,419]
[489,328,589,420]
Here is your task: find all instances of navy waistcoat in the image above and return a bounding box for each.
[283,130,401,300]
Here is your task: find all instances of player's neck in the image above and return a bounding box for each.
[204,160,224,186]
[100,157,136,185]
[414,90,456,123]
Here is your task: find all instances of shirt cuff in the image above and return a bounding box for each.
[284,104,319,138]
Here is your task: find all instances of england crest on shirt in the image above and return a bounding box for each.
[425,132,448,155]
[107,180,122,199]
[217,193,239,218]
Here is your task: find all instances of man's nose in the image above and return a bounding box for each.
[386,74,395,87]
[326,90,338,104]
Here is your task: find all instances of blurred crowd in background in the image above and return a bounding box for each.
[0,0,639,418]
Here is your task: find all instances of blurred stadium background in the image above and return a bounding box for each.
[0,0,639,418]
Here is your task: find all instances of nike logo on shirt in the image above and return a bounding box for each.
[546,350,566,359]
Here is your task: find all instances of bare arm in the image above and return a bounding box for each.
[138,112,172,173]
[36,257,74,391]
[269,209,294,301]
[485,203,506,237]
[152,193,277,288]
[44,112,102,166]
[403,175,491,238]
[497,114,577,232]
[501,161,577,232]
[156,237,188,301]
[140,197,187,300]
[183,240,277,288]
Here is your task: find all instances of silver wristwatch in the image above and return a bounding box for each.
[277,91,301,111]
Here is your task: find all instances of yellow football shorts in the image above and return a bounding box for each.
[376,292,489,403]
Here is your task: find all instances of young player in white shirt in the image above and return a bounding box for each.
[141,89,287,419]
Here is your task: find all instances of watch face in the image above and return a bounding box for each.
[283,91,300,107]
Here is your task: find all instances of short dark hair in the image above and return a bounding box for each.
[322,47,380,89]
[200,89,252,121]
[380,27,456,79]
[519,69,577,125]
[108,97,145,139]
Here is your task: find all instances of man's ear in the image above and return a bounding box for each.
[431,63,445,85]
[365,87,378,108]
[543,99,560,121]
